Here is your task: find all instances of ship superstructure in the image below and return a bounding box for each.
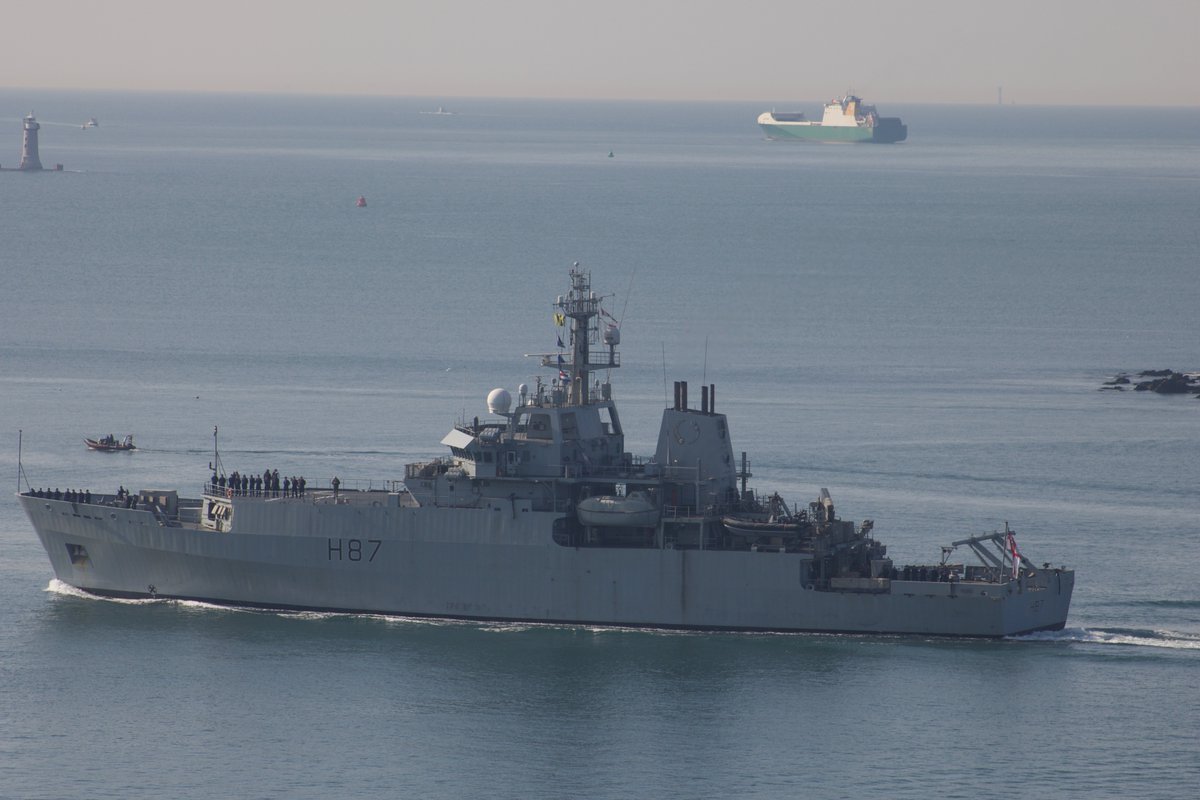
[18,266,1071,636]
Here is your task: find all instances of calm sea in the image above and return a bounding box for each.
[2,90,1198,799]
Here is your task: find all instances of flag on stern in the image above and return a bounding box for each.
[1006,529,1023,578]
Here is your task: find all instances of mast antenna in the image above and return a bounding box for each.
[662,342,669,408]
[18,429,28,492]
[619,268,637,328]
[211,425,225,477]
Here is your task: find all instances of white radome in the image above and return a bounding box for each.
[487,387,512,415]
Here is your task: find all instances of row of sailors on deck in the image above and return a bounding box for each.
[28,487,144,509]
[30,488,91,503]
[212,470,306,498]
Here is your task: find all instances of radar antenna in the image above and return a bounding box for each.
[210,425,226,478]
[542,263,619,405]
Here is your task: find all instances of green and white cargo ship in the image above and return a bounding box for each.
[759,95,907,143]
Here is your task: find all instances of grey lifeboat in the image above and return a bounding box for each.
[577,492,659,528]
[722,514,803,539]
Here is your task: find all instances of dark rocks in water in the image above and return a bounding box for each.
[1099,385,1125,391]
[1124,370,1198,394]
[1106,369,1198,398]
[1153,374,1194,394]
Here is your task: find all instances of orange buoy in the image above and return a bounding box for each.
[356,196,367,207]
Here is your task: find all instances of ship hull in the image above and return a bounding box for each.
[21,493,1072,637]
[759,118,907,143]
[84,439,135,451]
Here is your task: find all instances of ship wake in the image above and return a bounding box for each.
[1013,626,1200,650]
[46,580,266,616]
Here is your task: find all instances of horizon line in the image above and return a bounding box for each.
[3,86,1199,110]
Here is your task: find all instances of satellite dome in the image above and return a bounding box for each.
[487,387,512,415]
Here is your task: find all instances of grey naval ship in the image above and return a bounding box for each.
[19,267,1073,636]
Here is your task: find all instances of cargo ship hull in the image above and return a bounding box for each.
[758,116,908,143]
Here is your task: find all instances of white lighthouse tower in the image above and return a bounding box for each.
[19,113,43,171]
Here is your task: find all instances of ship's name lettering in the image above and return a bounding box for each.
[327,538,382,562]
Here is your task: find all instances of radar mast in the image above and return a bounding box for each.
[547,263,620,406]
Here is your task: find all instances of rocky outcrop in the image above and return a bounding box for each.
[1104,370,1199,397]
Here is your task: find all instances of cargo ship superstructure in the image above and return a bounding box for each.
[759,95,907,143]
[18,266,1071,636]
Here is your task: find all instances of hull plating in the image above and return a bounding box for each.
[23,494,1073,637]
[759,120,907,143]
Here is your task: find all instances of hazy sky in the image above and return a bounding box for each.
[4,0,1196,105]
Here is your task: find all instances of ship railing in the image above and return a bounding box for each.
[664,503,730,519]
[662,502,736,520]
[556,455,684,483]
[25,490,131,508]
[537,352,621,370]
[205,482,256,499]
[320,478,402,493]
[662,504,696,518]
[894,563,1014,585]
[572,456,659,481]
[203,479,404,499]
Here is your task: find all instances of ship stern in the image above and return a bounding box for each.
[1002,567,1075,635]
[871,117,907,143]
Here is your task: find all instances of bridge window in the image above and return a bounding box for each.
[527,413,553,440]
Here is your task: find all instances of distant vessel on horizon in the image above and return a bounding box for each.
[758,95,907,143]
[420,106,455,116]
[82,117,99,129]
